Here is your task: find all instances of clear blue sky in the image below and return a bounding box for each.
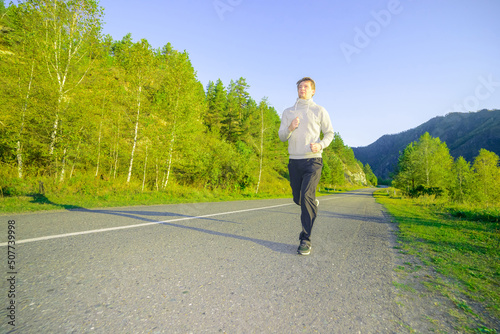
[98,0,500,147]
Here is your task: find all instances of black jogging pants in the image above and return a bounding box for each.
[288,158,323,243]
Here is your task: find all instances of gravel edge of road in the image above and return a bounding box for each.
[380,207,494,333]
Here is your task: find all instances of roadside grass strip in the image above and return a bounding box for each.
[375,190,500,333]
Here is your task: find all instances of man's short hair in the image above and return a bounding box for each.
[296,77,316,91]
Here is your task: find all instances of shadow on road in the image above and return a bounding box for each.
[26,189,387,254]
[28,196,297,255]
[320,210,390,225]
[158,221,297,254]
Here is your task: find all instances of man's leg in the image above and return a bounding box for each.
[288,159,302,206]
[299,158,323,243]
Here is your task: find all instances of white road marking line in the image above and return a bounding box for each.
[0,202,294,246]
[1,194,354,247]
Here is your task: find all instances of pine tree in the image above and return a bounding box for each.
[363,163,377,186]
[331,132,345,155]
[392,142,420,195]
[223,77,250,142]
[204,79,226,134]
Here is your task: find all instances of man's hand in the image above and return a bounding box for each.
[288,117,300,132]
[310,143,322,153]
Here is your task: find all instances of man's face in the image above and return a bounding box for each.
[298,81,315,100]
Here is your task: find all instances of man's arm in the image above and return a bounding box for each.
[278,111,294,142]
[318,108,334,149]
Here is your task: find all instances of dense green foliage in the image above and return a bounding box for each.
[0,0,369,205]
[353,109,500,180]
[392,132,500,206]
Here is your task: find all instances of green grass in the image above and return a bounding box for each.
[0,183,289,214]
[0,174,358,214]
[375,189,500,333]
[0,173,281,213]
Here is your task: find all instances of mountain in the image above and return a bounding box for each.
[352,109,500,179]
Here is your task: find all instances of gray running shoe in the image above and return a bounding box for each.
[297,240,311,255]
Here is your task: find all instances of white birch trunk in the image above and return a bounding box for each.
[424,150,430,187]
[113,120,120,179]
[155,158,159,191]
[142,145,148,192]
[45,3,94,157]
[49,95,62,155]
[59,148,67,182]
[163,93,180,189]
[113,145,119,179]
[95,109,103,177]
[255,108,264,194]
[127,86,142,183]
[16,141,23,179]
[164,122,176,189]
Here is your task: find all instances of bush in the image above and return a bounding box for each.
[448,206,500,223]
[408,185,444,198]
[0,176,33,197]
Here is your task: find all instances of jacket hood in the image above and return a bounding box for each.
[294,98,314,110]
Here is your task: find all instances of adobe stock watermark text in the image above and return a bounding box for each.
[213,0,243,21]
[6,220,17,327]
[446,74,499,113]
[340,0,410,64]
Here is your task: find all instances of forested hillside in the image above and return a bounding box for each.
[353,109,500,180]
[0,0,371,203]
[391,132,500,206]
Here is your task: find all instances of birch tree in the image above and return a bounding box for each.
[393,133,453,197]
[415,132,452,189]
[113,35,155,183]
[156,44,206,188]
[450,156,473,203]
[20,0,103,180]
[0,0,103,182]
[0,2,41,178]
[472,149,500,205]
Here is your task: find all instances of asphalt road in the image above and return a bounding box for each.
[1,188,404,333]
